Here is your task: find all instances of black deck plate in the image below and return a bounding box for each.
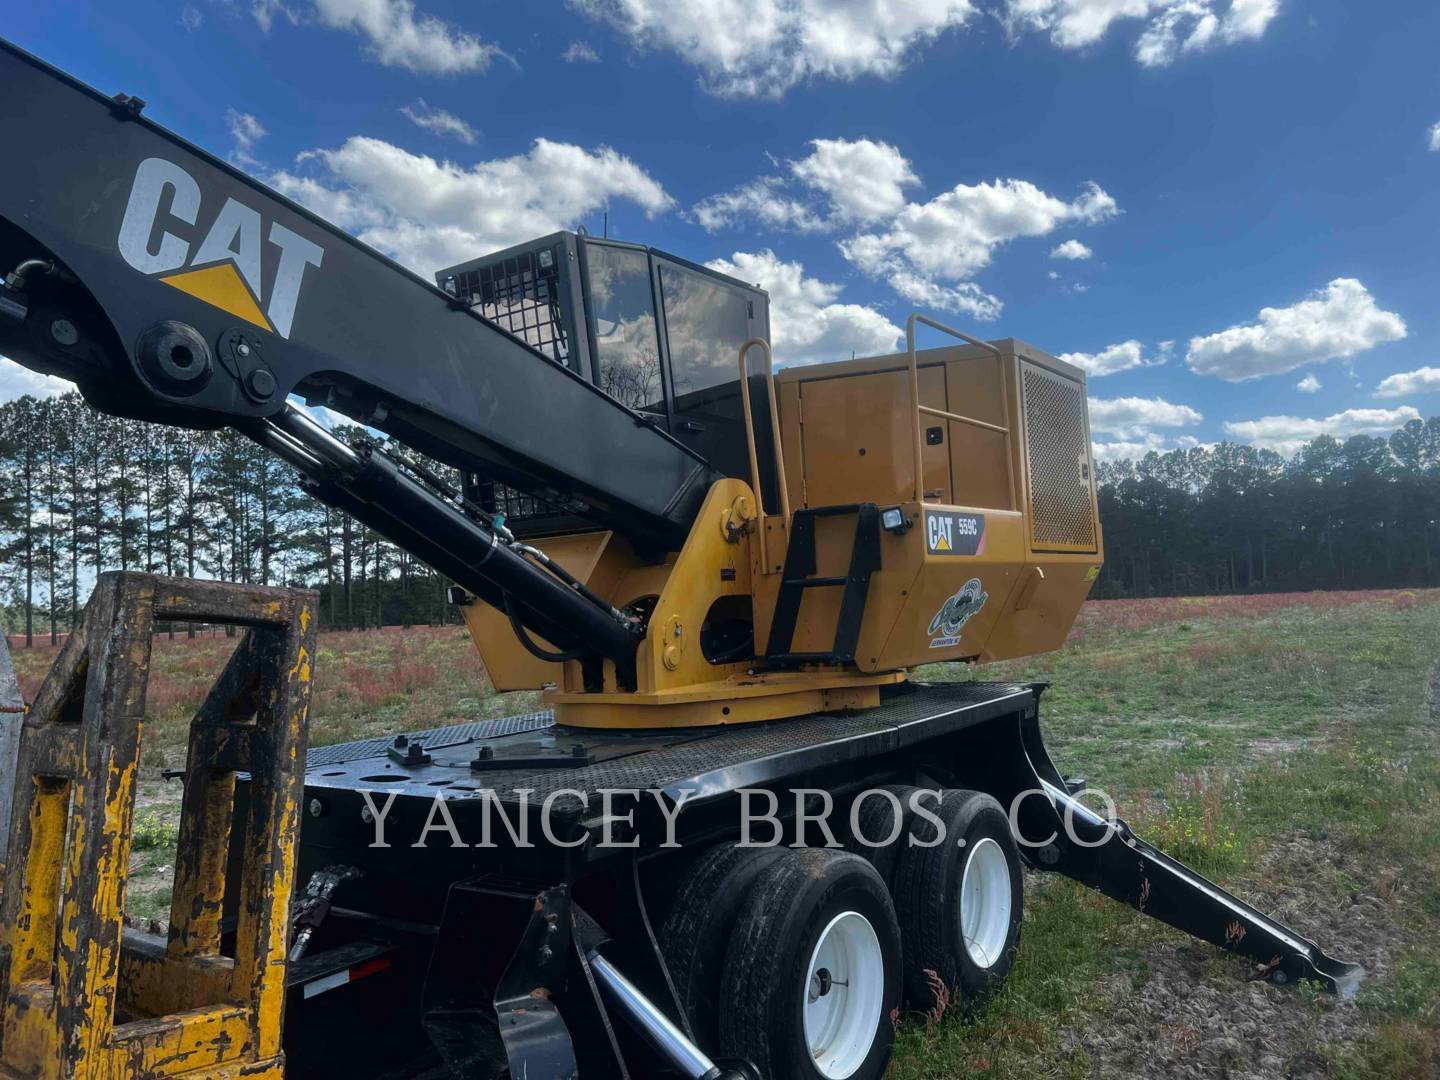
[303,681,1034,812]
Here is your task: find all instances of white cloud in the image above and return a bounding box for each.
[227,109,266,167]
[1050,239,1092,260]
[1087,395,1202,438]
[844,179,1117,281]
[564,40,601,62]
[790,138,919,222]
[401,100,478,144]
[573,0,975,97]
[257,0,507,75]
[886,273,1004,321]
[1186,279,1407,381]
[1005,0,1278,66]
[1225,406,1422,455]
[841,179,1117,318]
[1092,433,1169,462]
[251,1,294,33]
[271,136,673,273]
[1375,366,1440,399]
[705,250,902,366]
[1059,339,1168,377]
[1296,373,1321,393]
[694,138,1114,320]
[0,358,73,403]
[693,138,917,232]
[1428,121,1440,152]
[692,178,826,233]
[180,5,203,30]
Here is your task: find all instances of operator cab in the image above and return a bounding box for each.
[437,232,770,489]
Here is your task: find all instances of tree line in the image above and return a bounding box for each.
[2,393,1439,640]
[0,392,454,643]
[1094,416,1440,597]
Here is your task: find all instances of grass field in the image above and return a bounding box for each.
[9,590,1440,1078]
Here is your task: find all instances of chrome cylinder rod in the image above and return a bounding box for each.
[588,951,721,1080]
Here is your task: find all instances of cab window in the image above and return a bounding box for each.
[659,263,751,400]
[587,244,664,413]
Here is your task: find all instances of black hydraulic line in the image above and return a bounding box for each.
[391,450,464,507]
[253,407,642,683]
[503,593,584,664]
[514,543,630,624]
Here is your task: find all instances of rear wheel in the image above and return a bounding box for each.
[659,843,787,1048]
[720,848,901,1080]
[894,789,1023,1011]
[847,784,919,890]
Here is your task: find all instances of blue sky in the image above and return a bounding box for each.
[4,0,1440,460]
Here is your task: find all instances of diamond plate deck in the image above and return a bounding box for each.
[306,712,555,767]
[303,682,1035,814]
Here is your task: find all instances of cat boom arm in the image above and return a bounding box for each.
[0,37,725,679]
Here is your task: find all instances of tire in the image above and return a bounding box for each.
[720,848,901,1080]
[894,788,1023,1011]
[659,843,787,1048]
[847,784,919,890]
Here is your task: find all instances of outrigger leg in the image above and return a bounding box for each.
[960,685,1365,997]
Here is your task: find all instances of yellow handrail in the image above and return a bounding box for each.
[905,313,1011,503]
[738,338,792,568]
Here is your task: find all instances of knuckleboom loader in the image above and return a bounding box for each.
[0,38,1359,1080]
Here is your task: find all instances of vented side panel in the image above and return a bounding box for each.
[1022,363,1097,552]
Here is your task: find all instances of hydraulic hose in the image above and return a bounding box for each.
[256,404,642,683]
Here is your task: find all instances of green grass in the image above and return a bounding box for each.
[892,590,1440,1077]
[11,590,1440,1073]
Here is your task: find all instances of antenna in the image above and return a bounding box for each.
[603,209,609,239]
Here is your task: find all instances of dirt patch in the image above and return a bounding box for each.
[1050,835,1410,1078]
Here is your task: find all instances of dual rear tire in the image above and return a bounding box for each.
[659,788,1023,1079]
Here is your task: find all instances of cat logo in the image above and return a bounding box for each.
[925,511,986,556]
[117,157,324,339]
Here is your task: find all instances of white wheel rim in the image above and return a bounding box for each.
[960,837,1013,969]
[802,911,884,1079]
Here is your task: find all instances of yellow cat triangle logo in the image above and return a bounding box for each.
[159,263,272,333]
[935,534,951,551]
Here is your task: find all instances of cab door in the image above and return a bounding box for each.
[653,257,770,486]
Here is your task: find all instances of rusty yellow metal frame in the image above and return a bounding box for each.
[0,573,315,1080]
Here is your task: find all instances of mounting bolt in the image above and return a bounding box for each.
[246,368,277,400]
[308,798,325,819]
[394,735,409,749]
[1270,969,1289,985]
[237,341,251,357]
[49,318,79,346]
[360,804,375,824]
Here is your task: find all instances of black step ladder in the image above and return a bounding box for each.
[763,503,882,669]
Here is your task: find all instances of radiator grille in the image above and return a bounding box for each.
[1022,364,1097,552]
[449,249,568,365]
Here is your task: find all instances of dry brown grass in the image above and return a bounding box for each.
[8,623,531,771]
